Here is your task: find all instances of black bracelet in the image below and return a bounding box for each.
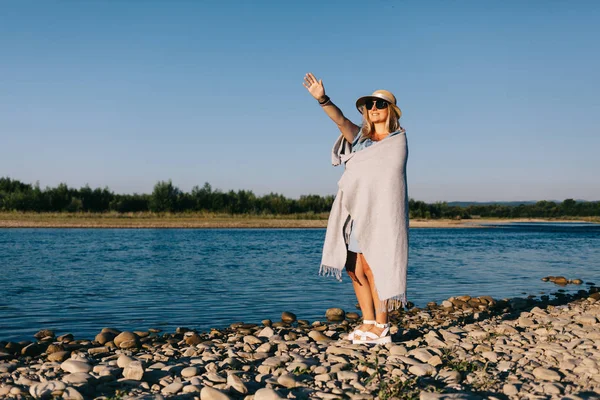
[318,95,330,105]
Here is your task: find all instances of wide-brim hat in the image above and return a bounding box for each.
[355,89,402,118]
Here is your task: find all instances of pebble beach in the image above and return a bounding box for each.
[1,280,599,400]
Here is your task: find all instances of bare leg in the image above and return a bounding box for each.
[360,254,389,336]
[346,252,375,332]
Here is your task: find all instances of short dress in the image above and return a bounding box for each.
[347,128,404,253]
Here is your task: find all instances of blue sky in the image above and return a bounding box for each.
[1,1,599,202]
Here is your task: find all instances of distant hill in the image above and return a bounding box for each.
[446,200,597,207]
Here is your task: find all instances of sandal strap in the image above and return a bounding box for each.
[357,323,391,341]
[357,330,380,341]
[362,320,376,324]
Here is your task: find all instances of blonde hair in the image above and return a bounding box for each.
[360,105,401,141]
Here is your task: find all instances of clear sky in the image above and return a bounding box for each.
[1,1,599,202]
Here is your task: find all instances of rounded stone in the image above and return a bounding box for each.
[254,388,285,400]
[95,332,115,345]
[34,329,55,339]
[123,361,145,380]
[48,351,70,362]
[281,311,297,323]
[227,373,248,394]
[62,387,84,400]
[503,383,518,396]
[325,308,345,321]
[552,276,568,285]
[184,332,202,345]
[183,385,202,394]
[243,335,262,345]
[408,363,435,376]
[117,354,135,369]
[61,360,92,374]
[257,327,275,338]
[308,330,330,342]
[575,315,598,325]
[113,331,140,349]
[345,312,360,321]
[21,343,46,357]
[62,372,93,385]
[200,386,232,400]
[55,333,73,343]
[277,373,297,388]
[337,370,359,381]
[46,344,64,354]
[162,382,183,395]
[181,366,199,378]
[533,367,561,381]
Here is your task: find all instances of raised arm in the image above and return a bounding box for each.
[303,73,360,143]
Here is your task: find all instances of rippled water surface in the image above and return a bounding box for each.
[1,224,599,341]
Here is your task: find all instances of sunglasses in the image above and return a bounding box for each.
[365,99,389,110]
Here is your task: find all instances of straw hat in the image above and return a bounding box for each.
[355,89,402,118]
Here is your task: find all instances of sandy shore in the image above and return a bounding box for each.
[1,281,599,399]
[1,213,596,229]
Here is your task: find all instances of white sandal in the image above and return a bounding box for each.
[346,320,376,341]
[352,322,392,345]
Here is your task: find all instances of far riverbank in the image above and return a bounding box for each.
[0,212,598,229]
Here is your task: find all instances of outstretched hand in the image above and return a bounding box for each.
[303,73,325,100]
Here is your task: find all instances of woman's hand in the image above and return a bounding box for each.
[303,73,326,101]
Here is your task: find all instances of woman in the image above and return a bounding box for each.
[303,72,409,345]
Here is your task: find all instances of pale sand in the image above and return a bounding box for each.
[0,213,596,229]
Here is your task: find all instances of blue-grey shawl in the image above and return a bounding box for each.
[321,132,409,311]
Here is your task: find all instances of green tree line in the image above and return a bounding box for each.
[0,177,334,215]
[1,177,599,218]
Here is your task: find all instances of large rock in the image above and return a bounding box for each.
[227,373,248,394]
[21,343,47,357]
[33,329,55,339]
[409,363,436,376]
[123,360,145,380]
[184,332,202,345]
[62,387,84,400]
[281,311,297,323]
[117,354,136,368]
[325,308,345,322]
[181,366,199,378]
[46,344,64,354]
[48,351,70,362]
[201,386,232,400]
[533,367,561,381]
[243,335,262,345]
[57,333,74,342]
[257,327,275,338]
[308,330,330,342]
[551,276,568,285]
[162,382,184,395]
[62,372,93,385]
[61,359,92,374]
[95,332,116,345]
[575,314,598,325]
[254,388,285,400]
[277,373,297,388]
[113,331,140,349]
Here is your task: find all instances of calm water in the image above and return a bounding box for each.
[1,224,599,341]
